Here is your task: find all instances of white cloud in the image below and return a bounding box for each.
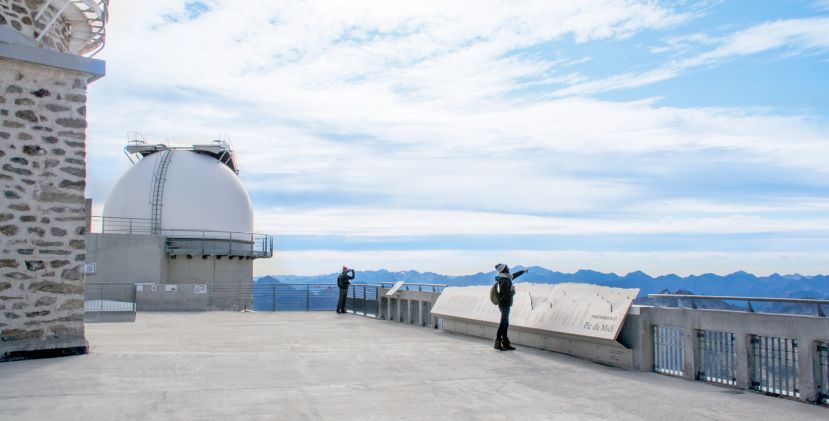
[255,207,829,237]
[554,17,829,96]
[85,2,829,275]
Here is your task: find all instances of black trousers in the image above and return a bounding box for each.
[337,288,348,312]
[496,305,510,340]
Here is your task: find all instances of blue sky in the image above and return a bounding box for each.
[86,1,829,276]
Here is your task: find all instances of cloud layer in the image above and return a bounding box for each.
[86,1,829,275]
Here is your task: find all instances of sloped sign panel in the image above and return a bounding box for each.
[431,283,639,341]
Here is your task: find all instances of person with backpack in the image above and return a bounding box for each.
[491,263,527,351]
[336,266,356,313]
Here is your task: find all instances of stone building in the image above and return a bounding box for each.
[1,0,108,360]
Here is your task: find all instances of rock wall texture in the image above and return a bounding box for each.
[0,58,89,357]
[0,0,72,53]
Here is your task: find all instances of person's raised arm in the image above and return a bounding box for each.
[512,269,528,279]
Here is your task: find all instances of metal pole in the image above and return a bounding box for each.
[272,284,276,311]
[306,285,310,311]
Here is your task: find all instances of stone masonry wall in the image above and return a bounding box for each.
[0,58,89,355]
[0,0,72,53]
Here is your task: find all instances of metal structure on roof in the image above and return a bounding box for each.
[125,138,240,175]
[33,0,109,56]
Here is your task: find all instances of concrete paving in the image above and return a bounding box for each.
[0,312,825,420]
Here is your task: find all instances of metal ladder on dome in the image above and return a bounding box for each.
[149,150,173,234]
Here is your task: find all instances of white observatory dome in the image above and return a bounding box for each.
[103,149,254,234]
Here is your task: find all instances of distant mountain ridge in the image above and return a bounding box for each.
[256,267,829,301]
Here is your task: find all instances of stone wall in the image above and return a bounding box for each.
[1,58,89,358]
[0,0,72,53]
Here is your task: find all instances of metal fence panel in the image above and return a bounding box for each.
[751,335,799,398]
[84,283,136,322]
[654,325,684,377]
[696,330,736,386]
[818,341,828,405]
[249,283,380,315]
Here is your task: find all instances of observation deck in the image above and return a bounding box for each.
[0,312,824,420]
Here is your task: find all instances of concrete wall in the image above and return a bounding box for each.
[85,233,166,284]
[440,316,634,369]
[85,233,253,311]
[135,284,209,312]
[0,57,91,357]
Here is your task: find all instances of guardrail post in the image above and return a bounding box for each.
[362,286,367,316]
[735,333,750,389]
[798,340,818,402]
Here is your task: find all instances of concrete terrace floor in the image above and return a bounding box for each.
[0,312,825,420]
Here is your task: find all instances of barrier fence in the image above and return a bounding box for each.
[248,283,379,315]
[696,330,737,386]
[653,325,685,377]
[819,342,829,404]
[84,283,136,322]
[751,335,799,398]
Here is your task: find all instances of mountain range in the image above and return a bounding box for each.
[256,267,829,301]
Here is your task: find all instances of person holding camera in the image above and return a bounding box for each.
[493,263,527,351]
[336,266,356,313]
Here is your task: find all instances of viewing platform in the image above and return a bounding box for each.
[0,312,825,420]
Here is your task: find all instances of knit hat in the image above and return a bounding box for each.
[342,265,348,272]
[495,263,508,273]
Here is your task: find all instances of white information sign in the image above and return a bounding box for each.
[84,263,96,275]
[194,284,207,294]
[135,283,155,292]
[385,281,405,296]
[431,283,639,341]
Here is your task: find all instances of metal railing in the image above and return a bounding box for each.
[379,282,446,292]
[653,325,685,377]
[33,0,109,56]
[89,216,274,258]
[249,283,379,316]
[346,284,380,317]
[818,341,829,405]
[696,330,736,386]
[648,294,828,317]
[84,282,136,322]
[751,335,799,398]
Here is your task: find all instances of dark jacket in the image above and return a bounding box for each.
[496,269,527,307]
[337,269,355,289]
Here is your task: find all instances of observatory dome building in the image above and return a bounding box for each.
[103,146,254,235]
[84,140,273,311]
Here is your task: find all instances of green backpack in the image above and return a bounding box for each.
[489,282,500,305]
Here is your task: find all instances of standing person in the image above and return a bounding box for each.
[493,263,527,351]
[336,266,355,313]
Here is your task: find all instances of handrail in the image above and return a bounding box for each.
[647,293,827,316]
[647,294,829,305]
[379,282,448,288]
[89,216,272,238]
